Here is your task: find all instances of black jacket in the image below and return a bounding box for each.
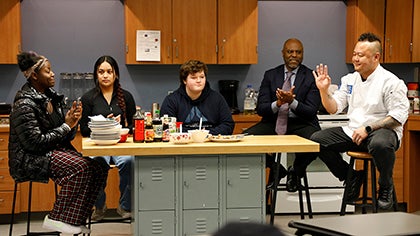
[257,64,321,127]
[8,83,77,183]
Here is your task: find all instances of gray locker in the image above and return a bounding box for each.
[183,209,219,236]
[226,208,264,223]
[226,154,264,208]
[138,211,175,236]
[138,156,176,210]
[182,156,219,209]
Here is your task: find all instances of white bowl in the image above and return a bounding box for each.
[188,129,210,143]
[120,128,129,135]
[170,132,192,144]
[91,139,120,145]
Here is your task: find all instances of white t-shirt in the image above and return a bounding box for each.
[333,65,409,140]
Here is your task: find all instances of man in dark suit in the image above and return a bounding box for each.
[246,38,321,192]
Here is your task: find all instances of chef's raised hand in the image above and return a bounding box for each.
[312,64,331,92]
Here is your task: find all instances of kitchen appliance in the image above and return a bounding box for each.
[0,103,11,115]
[275,114,355,214]
[218,80,240,114]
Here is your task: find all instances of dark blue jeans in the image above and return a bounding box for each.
[310,127,399,188]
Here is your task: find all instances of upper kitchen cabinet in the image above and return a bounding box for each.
[345,0,385,63]
[124,0,258,65]
[125,0,216,64]
[412,0,420,62]
[125,0,172,64]
[346,0,416,63]
[0,0,21,64]
[384,0,413,63]
[218,0,258,64]
[172,0,217,64]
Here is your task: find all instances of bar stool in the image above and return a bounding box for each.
[267,153,313,225]
[9,181,61,236]
[340,151,398,216]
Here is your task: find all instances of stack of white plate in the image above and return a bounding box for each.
[88,119,121,145]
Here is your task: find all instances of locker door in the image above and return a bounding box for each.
[182,156,219,209]
[138,156,176,210]
[226,154,263,208]
[183,209,219,235]
[138,211,175,236]
[226,208,264,224]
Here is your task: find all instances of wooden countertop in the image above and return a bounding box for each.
[81,135,319,157]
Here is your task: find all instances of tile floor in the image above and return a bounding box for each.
[1,207,416,236]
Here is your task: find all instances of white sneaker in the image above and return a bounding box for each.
[91,205,107,221]
[117,205,131,219]
[42,215,82,234]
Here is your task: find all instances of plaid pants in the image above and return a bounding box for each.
[48,147,108,225]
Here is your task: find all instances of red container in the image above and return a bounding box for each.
[407,82,419,98]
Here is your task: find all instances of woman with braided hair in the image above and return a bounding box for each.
[79,55,136,220]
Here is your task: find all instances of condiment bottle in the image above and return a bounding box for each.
[152,117,163,142]
[144,112,154,143]
[162,114,170,142]
[133,106,144,143]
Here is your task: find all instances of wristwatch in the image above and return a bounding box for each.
[365,125,372,133]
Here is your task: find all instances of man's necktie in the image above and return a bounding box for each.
[275,71,293,135]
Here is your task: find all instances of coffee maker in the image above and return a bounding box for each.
[218,80,240,114]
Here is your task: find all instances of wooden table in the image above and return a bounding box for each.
[82,135,319,236]
[82,135,318,156]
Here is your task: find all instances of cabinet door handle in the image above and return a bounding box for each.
[0,175,4,180]
[221,38,226,58]
[183,181,189,188]
[0,198,4,202]
[0,157,4,161]
[0,138,5,142]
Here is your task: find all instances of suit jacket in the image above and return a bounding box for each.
[256,64,321,128]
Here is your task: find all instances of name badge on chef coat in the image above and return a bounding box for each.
[347,85,353,95]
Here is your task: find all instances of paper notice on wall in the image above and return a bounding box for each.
[136,30,161,61]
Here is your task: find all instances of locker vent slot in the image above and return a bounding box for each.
[151,168,163,181]
[239,166,250,179]
[195,166,207,180]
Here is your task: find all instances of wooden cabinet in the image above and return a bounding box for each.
[0,128,17,214]
[345,0,385,63]
[232,113,261,134]
[124,0,257,65]
[412,0,420,62]
[172,0,217,64]
[384,0,413,63]
[346,0,416,63]
[125,0,172,64]
[0,0,21,64]
[218,0,258,64]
